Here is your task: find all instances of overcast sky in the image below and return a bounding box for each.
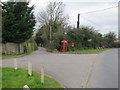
[1,0,119,36]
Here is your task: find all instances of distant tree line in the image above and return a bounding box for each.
[66,26,119,51]
[35,25,119,51]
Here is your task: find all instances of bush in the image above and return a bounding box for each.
[35,25,118,52]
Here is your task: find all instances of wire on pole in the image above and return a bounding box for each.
[81,16,102,27]
[81,5,118,14]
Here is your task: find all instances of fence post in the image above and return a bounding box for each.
[14,59,17,70]
[23,85,30,90]
[28,61,32,76]
[41,66,44,84]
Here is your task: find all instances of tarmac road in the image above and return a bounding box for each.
[1,47,118,88]
[86,49,118,88]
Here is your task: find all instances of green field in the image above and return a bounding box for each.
[2,67,62,88]
[64,48,113,54]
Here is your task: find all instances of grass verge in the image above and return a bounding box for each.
[0,51,33,58]
[2,67,62,88]
[0,68,2,90]
[64,48,113,54]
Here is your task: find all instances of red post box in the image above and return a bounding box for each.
[71,43,74,47]
[61,40,68,52]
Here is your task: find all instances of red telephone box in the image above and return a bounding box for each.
[61,40,68,52]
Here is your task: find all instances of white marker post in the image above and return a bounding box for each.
[28,61,32,76]
[41,66,44,85]
[23,85,30,90]
[14,59,17,70]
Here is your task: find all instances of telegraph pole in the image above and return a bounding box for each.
[50,24,52,43]
[50,16,52,43]
[77,13,80,29]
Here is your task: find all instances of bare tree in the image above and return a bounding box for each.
[37,1,68,27]
[37,1,69,43]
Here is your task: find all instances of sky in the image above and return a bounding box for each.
[1,0,119,36]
